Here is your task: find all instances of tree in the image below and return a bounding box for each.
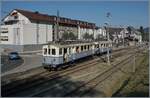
[68,32,77,40]
[62,32,69,40]
[62,32,77,40]
[83,32,93,40]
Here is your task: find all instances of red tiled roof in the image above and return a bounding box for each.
[15,9,96,29]
[16,9,55,23]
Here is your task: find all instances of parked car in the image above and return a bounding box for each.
[8,52,20,60]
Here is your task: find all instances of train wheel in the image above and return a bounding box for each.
[53,67,58,71]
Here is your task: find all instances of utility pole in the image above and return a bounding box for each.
[56,10,60,42]
[104,12,112,65]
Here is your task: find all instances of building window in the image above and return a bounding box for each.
[1,31,8,33]
[1,36,8,41]
[52,49,56,55]
[1,39,8,41]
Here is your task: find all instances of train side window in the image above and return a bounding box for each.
[44,48,47,55]
[59,48,62,55]
[52,49,56,55]
[76,46,79,53]
[88,45,89,50]
[84,45,86,50]
[96,44,98,48]
[90,45,92,49]
[64,48,67,54]
[48,49,51,55]
[106,44,108,47]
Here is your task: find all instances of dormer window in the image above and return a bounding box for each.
[10,12,18,20]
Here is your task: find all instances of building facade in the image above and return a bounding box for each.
[0,9,107,51]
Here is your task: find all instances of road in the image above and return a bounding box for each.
[1,54,42,76]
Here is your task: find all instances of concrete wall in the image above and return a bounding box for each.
[0,44,24,52]
[23,22,53,45]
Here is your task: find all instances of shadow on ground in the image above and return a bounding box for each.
[1,70,106,97]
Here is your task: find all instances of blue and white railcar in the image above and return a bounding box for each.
[42,41,112,69]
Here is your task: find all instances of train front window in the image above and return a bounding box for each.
[59,48,62,55]
[44,48,47,55]
[52,49,56,55]
[48,49,50,55]
[81,46,83,51]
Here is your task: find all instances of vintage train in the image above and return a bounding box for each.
[42,41,112,70]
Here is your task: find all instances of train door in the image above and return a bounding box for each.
[63,48,68,63]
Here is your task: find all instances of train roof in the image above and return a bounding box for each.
[43,40,111,48]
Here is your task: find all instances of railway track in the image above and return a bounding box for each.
[64,54,138,97]
[1,46,140,97]
[31,49,142,97]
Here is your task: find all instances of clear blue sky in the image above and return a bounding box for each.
[1,0,149,28]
